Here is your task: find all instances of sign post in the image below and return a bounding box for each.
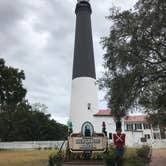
[67,121,108,160]
[69,133,107,153]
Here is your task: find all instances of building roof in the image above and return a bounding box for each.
[124,115,147,123]
[94,110,148,123]
[94,109,112,116]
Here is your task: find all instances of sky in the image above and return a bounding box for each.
[0,0,138,124]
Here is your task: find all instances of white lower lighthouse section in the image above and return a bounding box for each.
[70,77,98,133]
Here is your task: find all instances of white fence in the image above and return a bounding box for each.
[0,141,67,150]
[148,139,166,149]
[127,139,166,148]
[0,140,165,150]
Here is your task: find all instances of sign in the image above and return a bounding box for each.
[69,133,107,153]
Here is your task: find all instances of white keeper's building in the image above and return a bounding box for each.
[93,110,166,148]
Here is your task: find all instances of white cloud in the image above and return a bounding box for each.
[0,0,138,124]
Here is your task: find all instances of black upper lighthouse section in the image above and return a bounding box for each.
[72,0,96,79]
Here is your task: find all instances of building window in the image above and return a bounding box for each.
[145,134,150,139]
[141,137,147,142]
[152,125,159,131]
[126,123,133,131]
[160,129,166,139]
[143,123,151,129]
[109,133,112,140]
[153,133,160,139]
[135,123,142,130]
[88,103,91,110]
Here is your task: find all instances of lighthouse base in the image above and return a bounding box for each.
[70,77,98,133]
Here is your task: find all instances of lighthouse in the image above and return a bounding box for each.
[69,0,98,133]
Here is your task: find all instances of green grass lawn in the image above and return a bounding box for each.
[0,149,54,166]
[0,148,150,166]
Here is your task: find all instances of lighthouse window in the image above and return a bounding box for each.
[88,103,91,110]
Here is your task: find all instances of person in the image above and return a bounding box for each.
[113,123,125,166]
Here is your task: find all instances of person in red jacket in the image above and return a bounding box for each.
[113,128,125,154]
[113,121,125,166]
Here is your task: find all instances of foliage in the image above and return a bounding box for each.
[0,58,68,141]
[92,152,104,160]
[70,152,83,160]
[122,146,151,165]
[48,151,64,166]
[31,103,48,114]
[0,103,68,141]
[0,58,27,112]
[99,0,166,124]
[103,146,150,166]
[121,147,149,166]
[68,152,104,160]
[103,146,117,166]
[123,148,137,160]
[136,145,151,161]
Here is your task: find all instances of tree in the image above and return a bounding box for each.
[0,59,68,141]
[0,100,32,141]
[0,58,27,112]
[31,102,48,114]
[100,0,166,125]
[0,101,68,141]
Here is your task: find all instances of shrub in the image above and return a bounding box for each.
[123,147,150,166]
[103,146,117,166]
[136,145,150,160]
[48,151,64,166]
[123,148,136,160]
[92,152,103,160]
[69,152,83,160]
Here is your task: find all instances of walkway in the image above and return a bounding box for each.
[150,149,166,166]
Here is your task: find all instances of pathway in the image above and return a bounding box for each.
[150,149,166,166]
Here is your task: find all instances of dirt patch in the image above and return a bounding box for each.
[150,149,166,166]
